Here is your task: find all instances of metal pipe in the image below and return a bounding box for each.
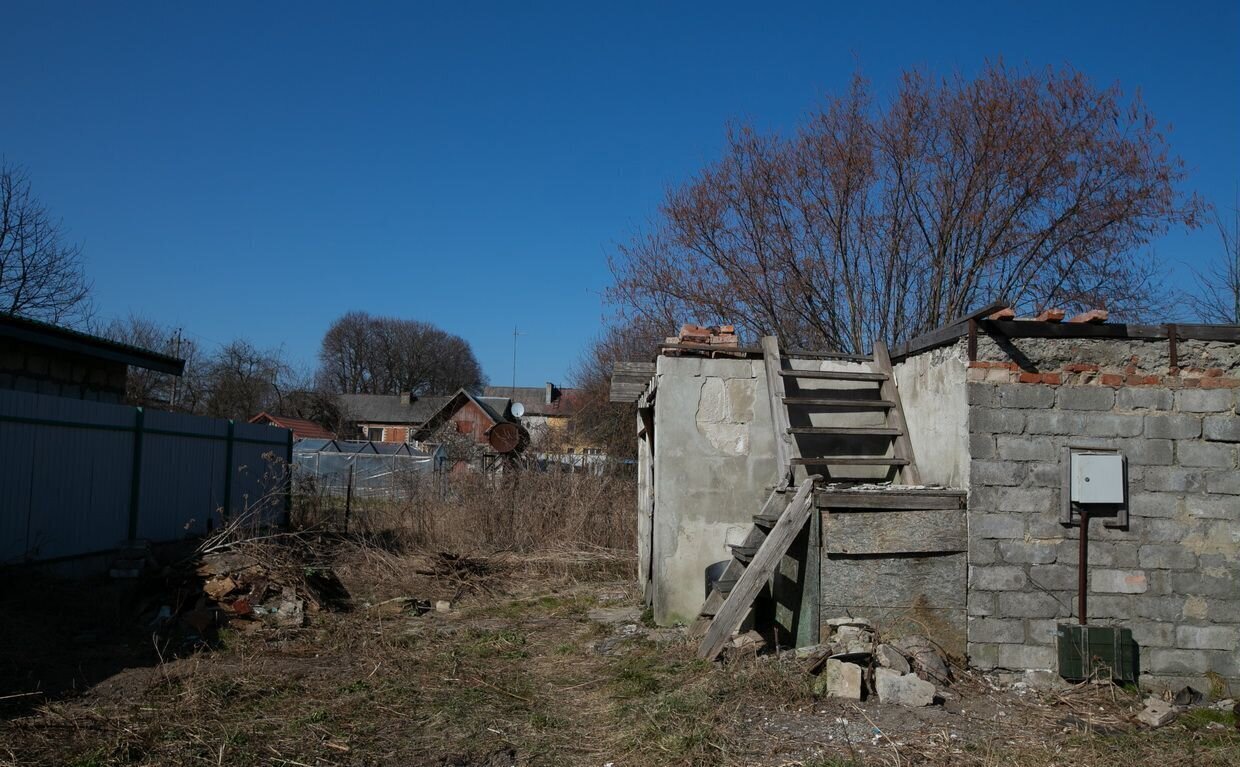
[1078,508,1090,625]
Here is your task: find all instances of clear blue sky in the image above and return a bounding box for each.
[3,1,1237,386]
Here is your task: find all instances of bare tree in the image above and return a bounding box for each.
[609,64,1202,353]
[317,311,484,395]
[201,340,291,421]
[0,163,91,324]
[1191,203,1240,323]
[98,314,200,409]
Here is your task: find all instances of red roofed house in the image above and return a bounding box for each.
[249,412,336,440]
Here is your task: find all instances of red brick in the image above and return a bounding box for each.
[1183,377,1201,388]
[1034,308,1065,322]
[988,307,1016,320]
[968,361,992,369]
[1201,377,1240,389]
[1100,374,1124,386]
[1018,372,1042,384]
[1042,373,1063,385]
[1205,368,1224,378]
[1068,309,1109,324]
[1065,363,1101,373]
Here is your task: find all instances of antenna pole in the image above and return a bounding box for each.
[512,325,519,393]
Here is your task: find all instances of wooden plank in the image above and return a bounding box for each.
[815,491,965,509]
[783,397,895,408]
[760,336,795,484]
[793,457,909,466]
[980,319,1169,340]
[787,426,900,436]
[890,300,1010,360]
[823,508,966,554]
[872,341,921,485]
[698,477,819,660]
[614,361,657,374]
[778,369,888,381]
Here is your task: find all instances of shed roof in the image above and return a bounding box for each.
[337,392,512,426]
[248,412,336,440]
[0,313,185,375]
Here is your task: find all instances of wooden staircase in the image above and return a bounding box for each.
[693,336,923,660]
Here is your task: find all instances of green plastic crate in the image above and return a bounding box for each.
[1056,624,1139,684]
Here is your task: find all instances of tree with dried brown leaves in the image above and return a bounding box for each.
[608,64,1201,353]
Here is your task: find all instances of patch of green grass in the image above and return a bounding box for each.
[1181,707,1237,731]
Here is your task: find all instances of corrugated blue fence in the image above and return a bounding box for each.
[0,389,292,564]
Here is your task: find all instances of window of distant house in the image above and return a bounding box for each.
[368,427,384,441]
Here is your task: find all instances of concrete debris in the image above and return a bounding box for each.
[875,644,911,675]
[892,634,951,685]
[435,600,452,613]
[875,667,936,707]
[1210,698,1236,711]
[731,630,766,653]
[813,659,862,700]
[587,605,642,625]
[824,616,873,629]
[1136,697,1178,727]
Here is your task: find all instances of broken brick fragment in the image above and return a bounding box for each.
[1034,308,1065,322]
[988,307,1016,321]
[1068,309,1108,324]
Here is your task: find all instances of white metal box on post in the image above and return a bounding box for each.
[1070,452,1126,505]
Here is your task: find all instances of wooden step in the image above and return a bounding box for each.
[753,512,780,528]
[787,426,901,436]
[779,369,888,381]
[729,544,758,563]
[791,456,910,466]
[714,577,738,595]
[782,397,895,408]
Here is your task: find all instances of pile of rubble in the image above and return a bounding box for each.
[798,618,952,707]
[666,323,739,348]
[1137,688,1239,728]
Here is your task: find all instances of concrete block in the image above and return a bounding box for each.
[1206,599,1240,624]
[1136,596,1186,622]
[1080,594,1134,619]
[1128,492,1181,518]
[1170,571,1238,597]
[971,460,1025,486]
[968,642,999,670]
[1130,621,1176,648]
[969,618,1025,644]
[997,435,1057,462]
[1185,496,1236,519]
[1084,413,1144,438]
[970,514,1025,540]
[970,565,1028,590]
[1146,648,1204,674]
[970,433,995,459]
[1178,389,1234,413]
[1144,414,1202,439]
[1178,441,1236,468]
[968,591,996,616]
[997,540,1057,565]
[874,668,936,706]
[1025,411,1087,435]
[1141,467,1206,493]
[996,643,1057,670]
[1203,416,1240,443]
[1056,540,1137,568]
[972,408,1026,434]
[970,540,999,565]
[1117,388,1174,411]
[1026,619,1059,645]
[967,383,995,407]
[1090,569,1148,594]
[876,644,911,674]
[815,659,863,700]
[998,591,1065,619]
[1122,438,1174,466]
[1142,518,1188,543]
[1138,545,1198,570]
[1026,515,1068,539]
[1057,386,1116,411]
[1175,625,1239,651]
[997,384,1056,409]
[1027,463,1063,487]
[1206,471,1240,494]
[995,486,1057,513]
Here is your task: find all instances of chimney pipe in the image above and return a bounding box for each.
[545,382,555,405]
[400,391,413,406]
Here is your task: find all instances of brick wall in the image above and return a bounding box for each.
[966,360,1239,688]
[0,337,127,402]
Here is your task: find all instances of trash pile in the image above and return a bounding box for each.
[797,618,953,707]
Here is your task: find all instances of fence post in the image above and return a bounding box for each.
[222,419,235,522]
[344,462,354,534]
[282,427,293,528]
[126,407,145,541]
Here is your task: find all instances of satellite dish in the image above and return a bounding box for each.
[511,402,526,418]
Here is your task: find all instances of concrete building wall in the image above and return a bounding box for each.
[894,345,971,488]
[964,335,1240,689]
[651,355,778,625]
[0,336,127,402]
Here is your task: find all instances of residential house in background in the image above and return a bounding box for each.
[483,383,605,467]
[0,312,184,403]
[338,389,517,448]
[248,412,336,440]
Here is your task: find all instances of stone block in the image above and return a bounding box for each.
[1058,386,1116,411]
[815,659,863,700]
[970,565,1028,590]
[970,514,1025,540]
[1185,496,1236,519]
[1026,565,1078,591]
[997,384,1056,409]
[1144,414,1202,439]
[1026,619,1059,645]
[1122,438,1173,466]
[1090,569,1148,594]
[1170,572,1237,597]
[1025,411,1087,435]
[1205,599,1240,624]
[1083,413,1144,438]
[874,668,935,706]
[997,540,1057,565]
[995,486,1057,513]
[1138,544,1197,571]
[968,642,999,670]
[1117,388,1174,411]
[997,435,1057,461]
[876,644,911,674]
[969,618,1025,643]
[1178,389,1234,413]
[968,591,996,616]
[971,460,1025,486]
[1129,621,1176,648]
[967,383,995,407]
[1142,519,1187,543]
[972,408,1026,434]
[1177,441,1236,468]
[996,643,1056,670]
[969,540,999,565]
[1146,648,1203,674]
[1141,467,1205,493]
[1127,492,1181,518]
[1135,596,1186,622]
[1027,463,1063,487]
[1203,416,1240,442]
[1175,625,1238,651]
[970,433,995,459]
[1207,471,1240,494]
[998,591,1066,619]
[1080,594,1133,619]
[1055,540,1137,568]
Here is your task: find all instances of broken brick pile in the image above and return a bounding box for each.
[967,361,1240,389]
[667,323,739,348]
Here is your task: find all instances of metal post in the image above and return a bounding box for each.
[344,462,354,534]
[222,420,235,522]
[126,407,145,541]
[282,428,293,528]
[1078,508,1090,625]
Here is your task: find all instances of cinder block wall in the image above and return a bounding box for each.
[964,335,1239,689]
[0,337,127,402]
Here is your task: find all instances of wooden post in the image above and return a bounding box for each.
[126,407,145,541]
[344,462,354,534]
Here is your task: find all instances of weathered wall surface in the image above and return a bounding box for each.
[651,355,778,625]
[894,345,970,488]
[0,337,127,402]
[965,335,1240,689]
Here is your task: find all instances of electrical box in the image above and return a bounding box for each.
[1070,452,1126,504]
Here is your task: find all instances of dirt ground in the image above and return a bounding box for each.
[2,545,1238,767]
